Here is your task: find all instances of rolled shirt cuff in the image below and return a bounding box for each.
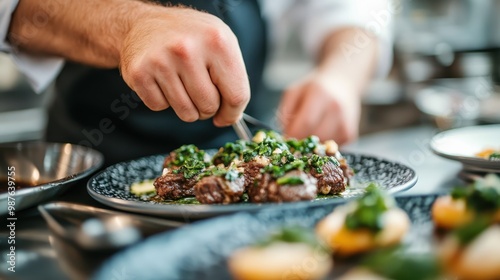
[0,0,64,93]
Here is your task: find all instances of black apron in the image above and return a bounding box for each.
[46,0,266,165]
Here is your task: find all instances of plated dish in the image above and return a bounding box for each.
[88,132,417,218]
[142,131,354,205]
[94,175,500,280]
[430,124,500,172]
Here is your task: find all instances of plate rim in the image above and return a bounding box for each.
[86,152,418,218]
[430,124,500,170]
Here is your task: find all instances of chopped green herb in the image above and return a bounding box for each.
[302,154,339,174]
[489,152,500,161]
[361,247,441,280]
[171,197,200,205]
[199,166,242,182]
[276,176,305,185]
[286,136,320,155]
[450,174,500,212]
[171,145,207,167]
[173,157,209,179]
[262,151,306,178]
[269,150,296,166]
[258,227,329,253]
[454,216,491,245]
[212,140,249,166]
[243,137,288,162]
[345,184,392,232]
[260,130,284,142]
[241,193,249,202]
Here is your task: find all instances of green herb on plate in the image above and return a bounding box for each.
[276,176,305,186]
[345,183,392,232]
[361,247,441,280]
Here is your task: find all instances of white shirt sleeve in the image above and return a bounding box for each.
[0,0,64,93]
[262,0,394,78]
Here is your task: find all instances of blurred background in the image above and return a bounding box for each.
[1,0,500,144]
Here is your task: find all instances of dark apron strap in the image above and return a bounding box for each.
[46,0,266,165]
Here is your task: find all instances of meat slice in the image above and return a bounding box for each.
[338,157,354,185]
[153,172,197,200]
[310,161,346,195]
[194,175,245,204]
[248,170,317,203]
[240,156,270,191]
[162,152,178,169]
[321,142,353,186]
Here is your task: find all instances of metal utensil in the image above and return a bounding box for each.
[232,117,252,141]
[39,202,184,250]
[242,113,277,131]
[232,113,281,141]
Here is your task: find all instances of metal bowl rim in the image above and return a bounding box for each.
[0,142,104,199]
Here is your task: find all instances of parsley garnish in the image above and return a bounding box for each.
[345,184,392,232]
[303,154,339,173]
[276,176,305,185]
[262,150,306,178]
[454,217,491,245]
[286,136,320,155]
[171,144,206,167]
[172,157,209,179]
[489,152,500,161]
[450,174,500,212]
[258,227,329,253]
[243,137,288,162]
[212,140,249,166]
[361,247,441,280]
[199,166,242,182]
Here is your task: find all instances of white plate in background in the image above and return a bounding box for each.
[430,124,500,172]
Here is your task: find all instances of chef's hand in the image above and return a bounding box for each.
[278,27,379,145]
[278,71,361,145]
[120,6,250,127]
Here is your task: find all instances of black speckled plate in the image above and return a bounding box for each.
[93,194,438,280]
[87,153,417,219]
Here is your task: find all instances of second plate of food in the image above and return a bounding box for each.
[87,152,417,219]
[94,173,500,279]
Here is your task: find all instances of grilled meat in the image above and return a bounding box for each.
[153,171,198,200]
[150,131,355,205]
[194,174,245,204]
[162,152,177,169]
[338,157,354,185]
[248,170,317,203]
[310,161,346,195]
[240,156,270,190]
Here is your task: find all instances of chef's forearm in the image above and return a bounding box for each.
[7,0,155,68]
[316,27,379,94]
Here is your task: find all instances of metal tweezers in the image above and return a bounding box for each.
[232,113,276,141]
[232,116,253,141]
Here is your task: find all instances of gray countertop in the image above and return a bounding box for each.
[344,125,463,195]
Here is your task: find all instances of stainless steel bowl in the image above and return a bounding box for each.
[0,142,104,215]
